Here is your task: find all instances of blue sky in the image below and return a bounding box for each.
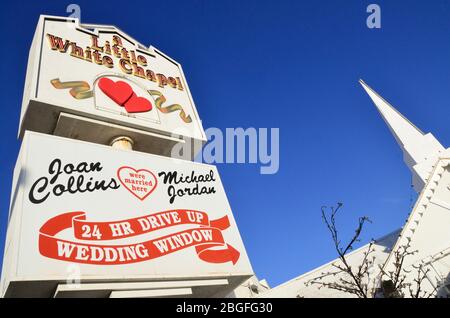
[1,0,450,287]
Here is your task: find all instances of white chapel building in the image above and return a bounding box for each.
[232,80,450,298]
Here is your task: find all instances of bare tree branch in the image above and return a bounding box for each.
[307,203,375,298]
[306,202,438,298]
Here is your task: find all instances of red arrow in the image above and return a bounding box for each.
[196,243,240,265]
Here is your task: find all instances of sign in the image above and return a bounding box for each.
[19,15,206,157]
[1,132,252,297]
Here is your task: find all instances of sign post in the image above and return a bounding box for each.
[19,15,206,158]
[0,15,253,298]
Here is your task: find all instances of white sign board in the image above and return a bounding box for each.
[19,15,206,156]
[1,132,252,297]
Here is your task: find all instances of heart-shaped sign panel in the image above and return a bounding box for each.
[117,166,158,201]
[98,77,153,113]
[124,93,153,113]
[98,77,133,105]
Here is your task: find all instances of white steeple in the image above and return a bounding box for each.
[359,79,445,192]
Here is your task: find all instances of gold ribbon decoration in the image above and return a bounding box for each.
[50,78,94,99]
[148,90,192,123]
[50,78,192,124]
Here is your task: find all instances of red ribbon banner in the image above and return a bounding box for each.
[39,210,240,265]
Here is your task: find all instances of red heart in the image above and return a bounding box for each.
[124,93,153,113]
[98,77,133,106]
[117,166,158,201]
